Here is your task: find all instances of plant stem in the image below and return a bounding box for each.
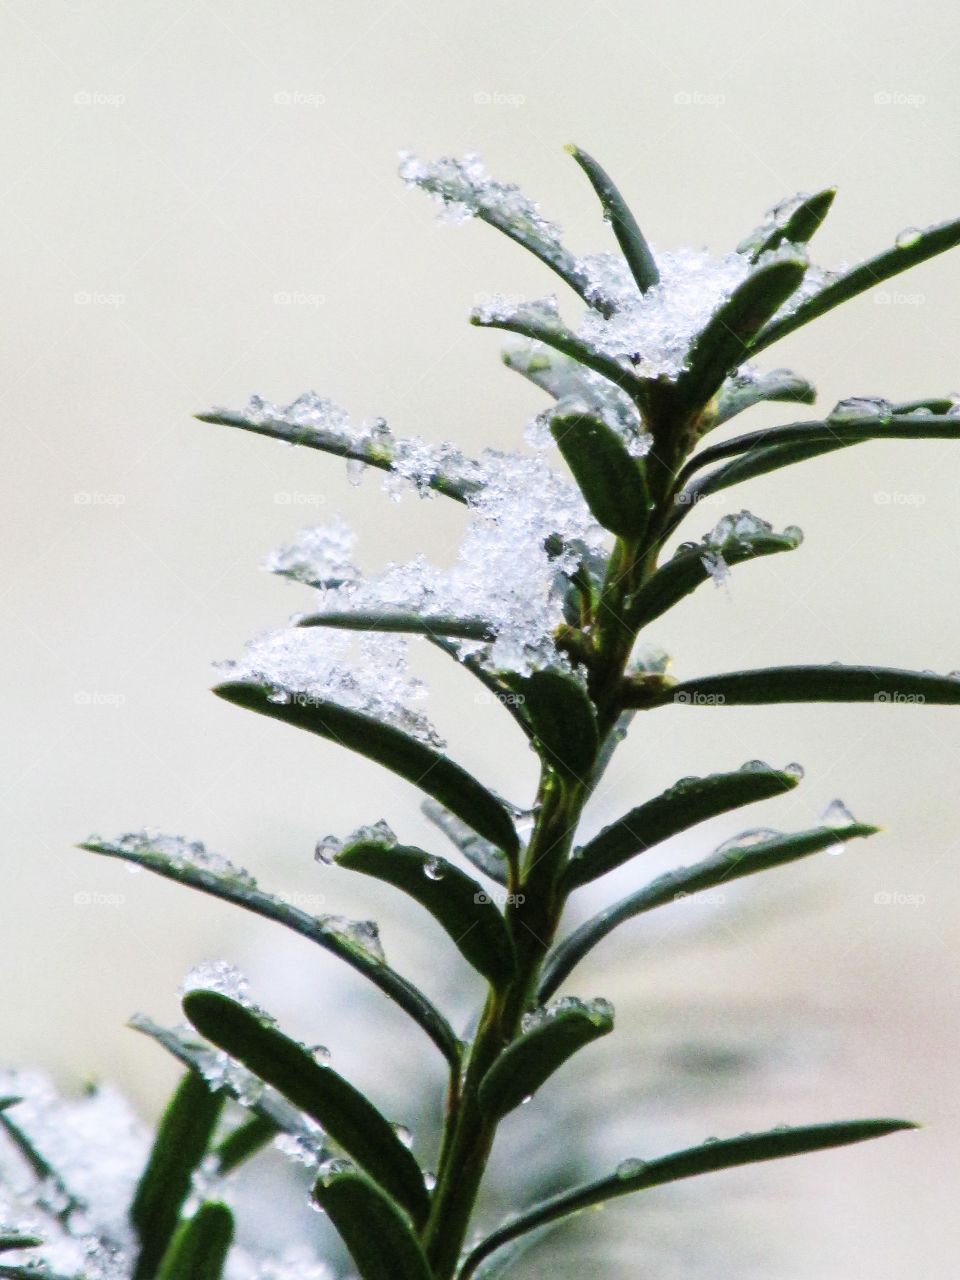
[423,505,670,1276]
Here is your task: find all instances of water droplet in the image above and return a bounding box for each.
[310,1044,331,1066]
[318,1157,354,1186]
[740,759,772,773]
[616,1157,647,1178]
[393,1123,413,1149]
[821,798,856,828]
[520,1094,534,1106]
[782,524,804,544]
[425,1171,437,1191]
[423,857,445,881]
[346,458,367,487]
[784,762,805,781]
[266,687,291,704]
[314,835,342,865]
[896,226,923,249]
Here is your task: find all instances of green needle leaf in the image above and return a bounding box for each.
[566,145,660,292]
[421,799,511,887]
[155,1201,233,1280]
[478,1002,615,1119]
[212,1113,278,1176]
[458,1120,917,1278]
[713,368,816,427]
[505,668,599,780]
[312,1166,433,1280]
[182,991,430,1227]
[297,610,495,641]
[335,840,516,988]
[738,187,837,261]
[471,308,646,403]
[675,254,808,408]
[85,837,460,1067]
[550,412,653,541]
[753,214,960,353]
[195,409,480,505]
[543,821,877,998]
[679,412,960,488]
[213,680,519,858]
[0,1238,43,1256]
[131,1070,226,1280]
[654,665,960,708]
[564,765,800,891]
[629,528,803,631]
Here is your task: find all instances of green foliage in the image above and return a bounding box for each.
[45,146,960,1279]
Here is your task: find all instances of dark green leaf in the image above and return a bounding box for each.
[0,1238,43,1256]
[195,410,480,505]
[421,799,511,887]
[213,681,519,858]
[670,438,847,525]
[213,1114,278,1176]
[131,1070,226,1280]
[336,840,516,987]
[155,1202,233,1280]
[566,145,659,292]
[478,1002,614,1119]
[679,412,960,486]
[471,309,646,403]
[312,1166,433,1280]
[629,529,803,631]
[564,765,801,891]
[738,187,837,261]
[458,1119,917,1278]
[674,254,808,408]
[656,665,960,708]
[85,839,460,1067]
[543,821,877,999]
[549,412,652,541]
[753,214,960,354]
[182,991,430,1227]
[505,668,599,779]
[298,611,494,641]
[713,368,816,427]
[130,1016,326,1152]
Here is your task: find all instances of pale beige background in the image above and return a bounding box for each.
[2,1,959,1276]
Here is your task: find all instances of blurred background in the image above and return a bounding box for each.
[2,1,959,1275]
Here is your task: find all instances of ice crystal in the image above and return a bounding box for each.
[398,151,566,251]
[577,246,753,379]
[180,959,252,1004]
[269,450,603,677]
[266,516,358,586]
[106,830,257,888]
[0,1071,149,1277]
[520,995,614,1034]
[217,629,444,747]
